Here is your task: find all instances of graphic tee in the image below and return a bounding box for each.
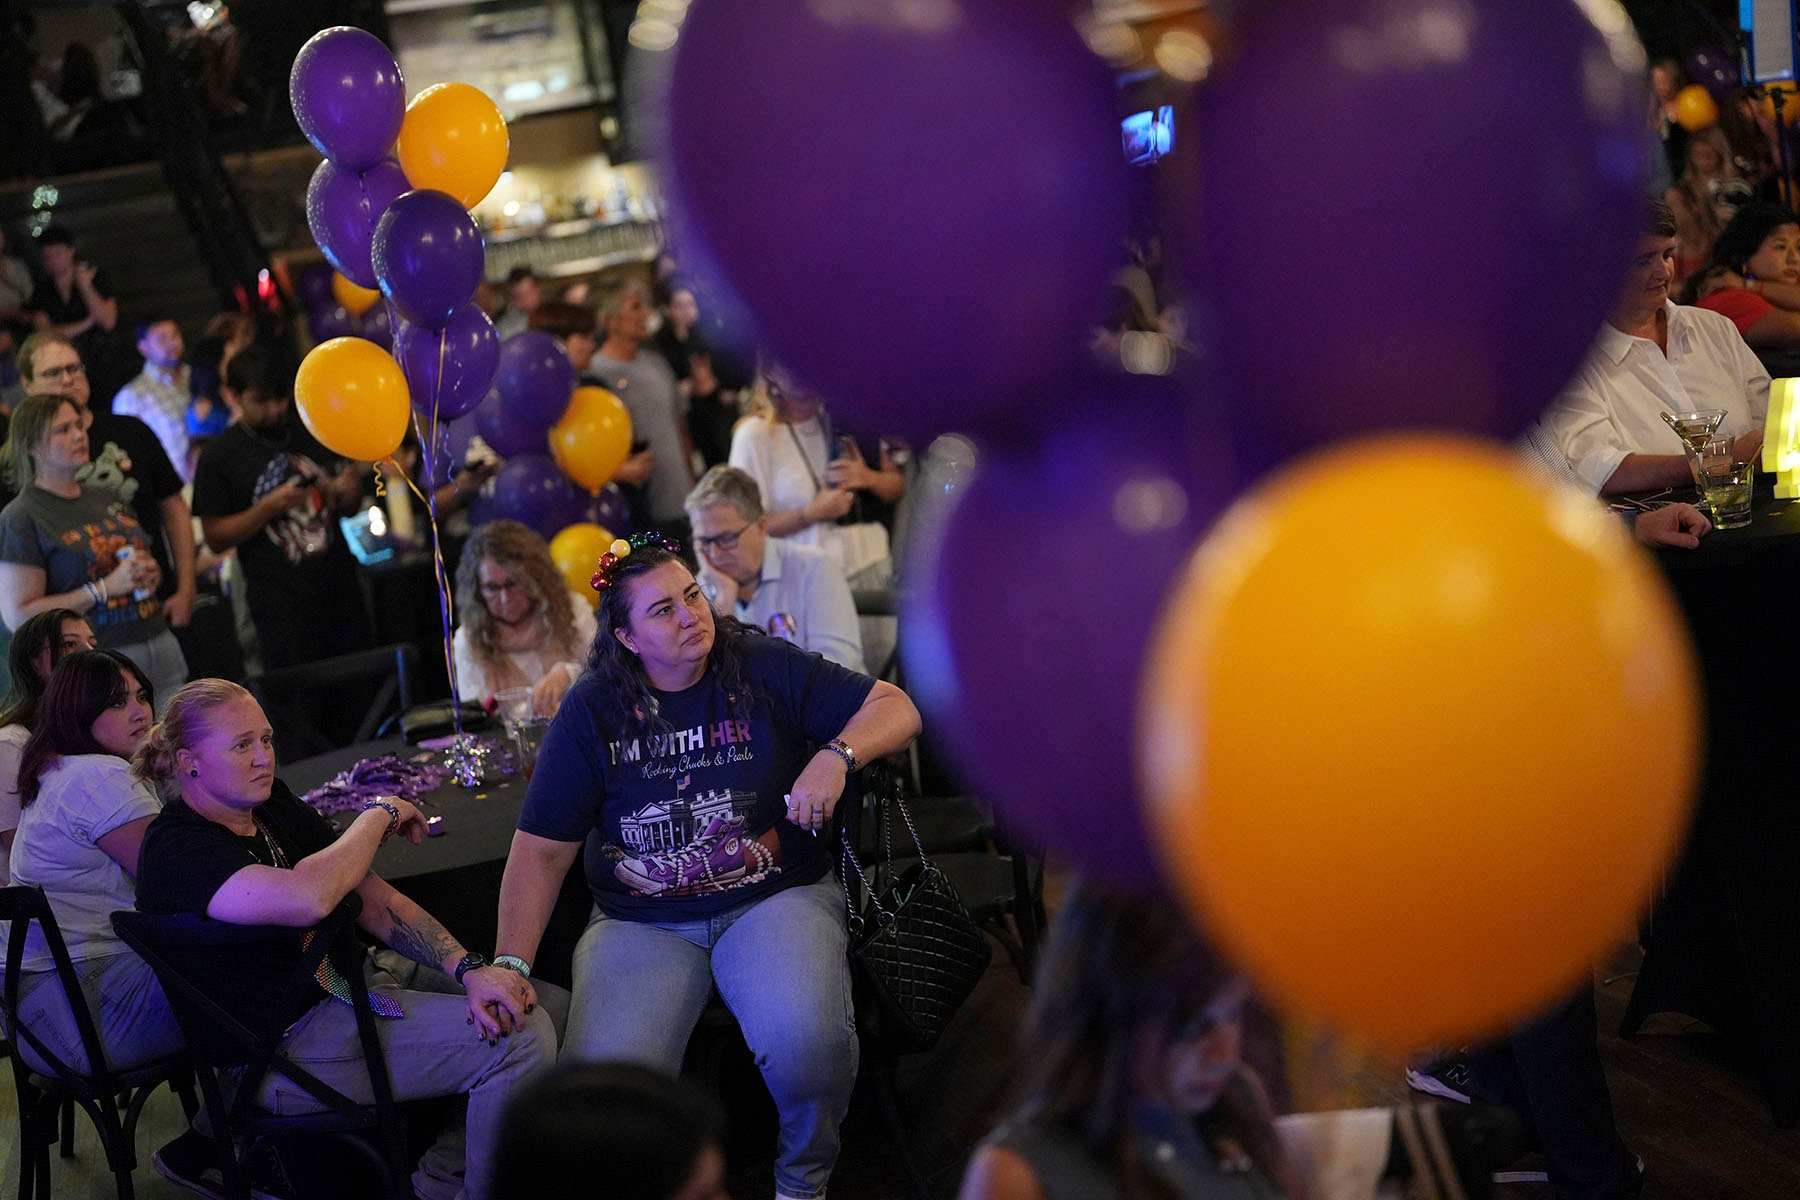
[191,420,349,590]
[80,411,183,591]
[0,485,167,646]
[518,635,874,921]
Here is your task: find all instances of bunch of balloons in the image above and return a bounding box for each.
[288,26,508,465]
[660,0,1700,1054]
[293,263,391,348]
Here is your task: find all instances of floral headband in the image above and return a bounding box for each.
[591,531,683,592]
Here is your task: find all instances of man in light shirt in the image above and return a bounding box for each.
[685,466,867,674]
[112,318,193,480]
[1541,199,1767,495]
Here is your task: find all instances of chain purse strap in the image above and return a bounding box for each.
[838,763,931,934]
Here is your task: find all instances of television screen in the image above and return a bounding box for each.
[1122,106,1174,165]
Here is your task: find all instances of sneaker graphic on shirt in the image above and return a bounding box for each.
[613,813,783,897]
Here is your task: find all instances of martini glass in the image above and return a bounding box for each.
[1661,408,1727,489]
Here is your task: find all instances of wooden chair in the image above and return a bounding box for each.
[1,886,198,1200]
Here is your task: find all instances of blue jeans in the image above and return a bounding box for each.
[14,950,184,1076]
[565,874,857,1200]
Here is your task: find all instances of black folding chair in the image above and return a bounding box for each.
[247,643,416,759]
[111,895,412,1200]
[1,886,198,1200]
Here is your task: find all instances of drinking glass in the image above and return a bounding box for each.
[1698,436,1754,530]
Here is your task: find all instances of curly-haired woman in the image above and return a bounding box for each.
[452,520,596,717]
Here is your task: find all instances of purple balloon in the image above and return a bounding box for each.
[494,331,576,428]
[289,27,405,173]
[307,158,411,289]
[486,453,580,539]
[294,262,335,310]
[901,378,1236,891]
[397,305,501,422]
[419,422,455,485]
[353,305,393,349]
[663,0,1128,443]
[474,387,547,458]
[1176,0,1647,477]
[372,190,486,330]
[583,484,632,534]
[1687,44,1739,104]
[308,304,353,342]
[444,411,480,466]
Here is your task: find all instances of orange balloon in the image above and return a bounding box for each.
[1760,87,1800,126]
[294,337,411,462]
[549,522,614,606]
[331,271,382,318]
[1674,84,1719,132]
[550,386,633,493]
[1139,436,1698,1053]
[396,83,509,208]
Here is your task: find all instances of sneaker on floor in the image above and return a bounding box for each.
[1405,1059,1474,1104]
[153,1130,294,1200]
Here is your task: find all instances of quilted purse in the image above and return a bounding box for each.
[839,778,992,1053]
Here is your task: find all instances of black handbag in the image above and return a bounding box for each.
[839,782,992,1053]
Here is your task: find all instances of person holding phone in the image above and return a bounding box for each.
[727,364,905,591]
[191,340,370,669]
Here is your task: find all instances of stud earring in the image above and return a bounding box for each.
[189,768,199,777]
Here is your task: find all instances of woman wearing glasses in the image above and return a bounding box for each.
[452,519,596,716]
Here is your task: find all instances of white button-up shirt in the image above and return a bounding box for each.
[1540,301,1770,492]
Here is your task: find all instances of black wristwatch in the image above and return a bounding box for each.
[453,951,488,986]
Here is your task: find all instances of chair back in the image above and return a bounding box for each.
[248,642,417,759]
[1,885,116,1082]
[111,894,398,1130]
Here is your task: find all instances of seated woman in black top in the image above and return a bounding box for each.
[134,679,559,1200]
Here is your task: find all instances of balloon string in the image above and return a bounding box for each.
[411,326,463,735]
[392,452,462,732]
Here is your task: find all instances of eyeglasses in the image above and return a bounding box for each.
[694,522,753,552]
[36,362,85,381]
[478,580,522,598]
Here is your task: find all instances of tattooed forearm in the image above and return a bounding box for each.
[383,905,461,973]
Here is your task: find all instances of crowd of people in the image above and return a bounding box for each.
[6,43,1799,1199]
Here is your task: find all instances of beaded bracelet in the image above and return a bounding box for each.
[821,738,857,772]
[364,798,401,843]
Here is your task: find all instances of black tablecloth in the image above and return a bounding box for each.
[1628,475,1800,1126]
[282,738,592,988]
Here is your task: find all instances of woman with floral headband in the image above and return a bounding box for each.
[495,532,921,1200]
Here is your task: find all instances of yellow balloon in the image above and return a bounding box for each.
[294,337,412,462]
[331,271,381,318]
[1761,87,1800,126]
[1674,84,1719,132]
[396,83,509,209]
[1139,435,1698,1054]
[549,523,615,606]
[550,386,633,493]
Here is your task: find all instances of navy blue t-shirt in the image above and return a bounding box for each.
[518,635,874,921]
